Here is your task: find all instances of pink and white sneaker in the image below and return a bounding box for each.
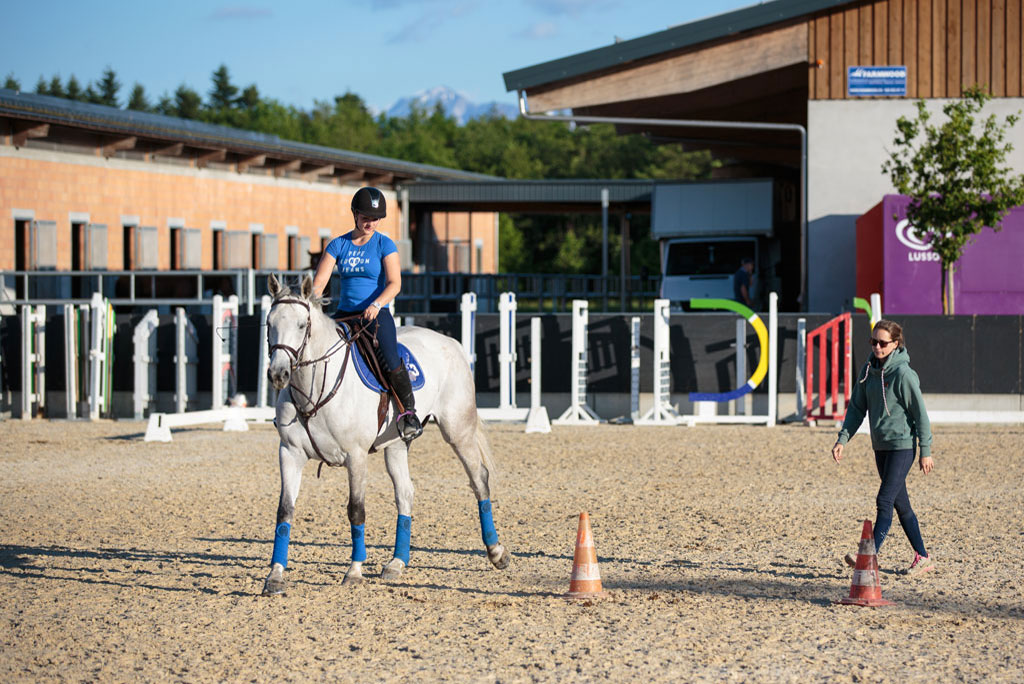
[901,552,936,576]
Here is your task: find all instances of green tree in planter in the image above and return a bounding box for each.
[882,85,1024,315]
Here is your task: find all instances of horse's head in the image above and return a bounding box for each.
[266,273,316,389]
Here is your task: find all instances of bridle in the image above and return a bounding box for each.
[268,297,317,370]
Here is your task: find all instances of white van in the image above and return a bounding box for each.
[659,237,758,305]
[651,179,771,307]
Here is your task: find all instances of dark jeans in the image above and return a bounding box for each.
[873,448,928,557]
[335,308,400,372]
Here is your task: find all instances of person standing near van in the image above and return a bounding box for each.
[831,319,935,575]
[733,258,754,307]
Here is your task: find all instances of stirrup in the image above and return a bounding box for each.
[397,410,422,442]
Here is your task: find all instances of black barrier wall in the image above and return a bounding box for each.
[1,311,1021,408]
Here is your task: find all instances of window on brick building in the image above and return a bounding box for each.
[212,229,223,270]
[221,230,251,269]
[288,235,311,270]
[135,226,158,269]
[85,224,108,270]
[15,219,30,272]
[122,223,136,270]
[252,233,278,269]
[171,227,201,269]
[71,223,86,271]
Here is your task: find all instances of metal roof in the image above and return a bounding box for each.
[503,0,854,92]
[0,89,494,181]
[402,179,655,204]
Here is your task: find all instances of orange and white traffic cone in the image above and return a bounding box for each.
[567,512,606,598]
[836,519,894,607]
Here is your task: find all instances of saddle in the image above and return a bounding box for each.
[336,318,424,432]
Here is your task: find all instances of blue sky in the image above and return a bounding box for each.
[2,0,758,114]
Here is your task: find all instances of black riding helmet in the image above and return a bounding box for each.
[351,186,386,219]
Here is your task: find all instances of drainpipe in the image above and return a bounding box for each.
[517,91,808,311]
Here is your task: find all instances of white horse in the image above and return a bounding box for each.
[262,273,511,595]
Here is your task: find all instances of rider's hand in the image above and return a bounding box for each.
[831,442,844,463]
[362,303,381,321]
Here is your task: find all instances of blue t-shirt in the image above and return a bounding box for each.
[325,231,398,311]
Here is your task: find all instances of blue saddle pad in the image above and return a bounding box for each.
[346,331,426,393]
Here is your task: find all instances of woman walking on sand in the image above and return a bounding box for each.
[831,319,935,575]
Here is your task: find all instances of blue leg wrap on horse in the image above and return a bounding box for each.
[394,515,411,565]
[271,522,291,568]
[478,499,499,547]
[351,524,367,563]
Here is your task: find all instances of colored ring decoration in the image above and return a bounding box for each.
[687,298,767,403]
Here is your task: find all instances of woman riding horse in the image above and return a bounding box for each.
[310,186,422,443]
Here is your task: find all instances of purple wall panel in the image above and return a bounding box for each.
[876,196,1024,315]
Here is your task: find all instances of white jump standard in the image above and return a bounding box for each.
[553,299,601,425]
[477,291,529,422]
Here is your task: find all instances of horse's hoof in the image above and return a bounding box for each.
[342,572,364,586]
[381,558,406,581]
[262,576,286,596]
[488,544,512,570]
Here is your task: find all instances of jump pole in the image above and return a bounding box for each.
[635,299,683,425]
[132,309,159,420]
[525,316,551,433]
[87,293,107,421]
[870,293,882,325]
[174,307,198,414]
[734,318,748,416]
[461,292,477,372]
[211,294,240,410]
[553,299,601,425]
[478,291,529,421]
[256,295,273,411]
[20,303,46,419]
[63,304,81,419]
[794,318,806,420]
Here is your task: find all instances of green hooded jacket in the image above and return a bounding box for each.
[836,346,932,458]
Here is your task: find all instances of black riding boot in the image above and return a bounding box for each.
[389,364,422,443]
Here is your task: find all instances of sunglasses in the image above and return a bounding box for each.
[869,338,895,348]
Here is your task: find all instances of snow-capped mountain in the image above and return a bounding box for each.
[386,86,517,124]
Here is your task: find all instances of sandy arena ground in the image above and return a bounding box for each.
[1,418,1022,682]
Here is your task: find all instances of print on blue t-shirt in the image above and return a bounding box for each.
[325,231,398,311]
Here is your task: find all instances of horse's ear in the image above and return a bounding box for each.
[268,273,281,298]
[301,273,314,300]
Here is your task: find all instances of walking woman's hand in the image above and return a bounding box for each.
[831,442,844,463]
[919,456,934,475]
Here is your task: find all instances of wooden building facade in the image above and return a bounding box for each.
[808,0,1024,99]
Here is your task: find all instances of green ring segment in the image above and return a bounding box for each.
[853,297,872,318]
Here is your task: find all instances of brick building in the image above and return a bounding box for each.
[0,90,497,282]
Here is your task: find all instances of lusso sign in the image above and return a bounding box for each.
[894,219,940,261]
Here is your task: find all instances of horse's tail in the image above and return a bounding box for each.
[475,415,497,483]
